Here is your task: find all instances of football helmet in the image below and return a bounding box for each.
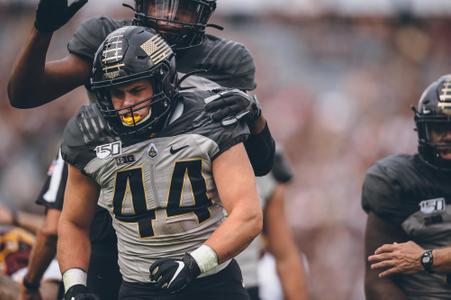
[414,74,451,170]
[91,26,178,137]
[133,0,217,49]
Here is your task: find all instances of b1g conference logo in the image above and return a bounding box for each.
[419,198,446,215]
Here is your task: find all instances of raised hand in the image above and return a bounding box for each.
[35,0,88,33]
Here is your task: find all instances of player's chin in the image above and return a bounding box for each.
[439,150,451,160]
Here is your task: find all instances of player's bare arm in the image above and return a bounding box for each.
[57,165,99,299]
[265,185,309,300]
[364,213,408,300]
[8,0,90,109]
[205,142,262,263]
[19,208,60,300]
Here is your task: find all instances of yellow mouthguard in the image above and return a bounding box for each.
[121,114,142,126]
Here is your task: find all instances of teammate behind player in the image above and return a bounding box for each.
[8,0,274,176]
[57,26,262,300]
[363,75,451,299]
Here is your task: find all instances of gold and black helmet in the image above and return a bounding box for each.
[414,74,451,170]
[91,26,178,137]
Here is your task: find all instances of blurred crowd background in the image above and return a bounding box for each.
[1,0,451,299]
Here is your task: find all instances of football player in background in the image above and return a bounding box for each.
[16,154,75,300]
[362,75,451,299]
[58,26,262,300]
[0,205,61,300]
[236,149,309,300]
[8,1,275,299]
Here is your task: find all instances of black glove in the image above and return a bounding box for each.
[204,89,261,127]
[149,253,201,294]
[64,285,100,300]
[35,0,88,33]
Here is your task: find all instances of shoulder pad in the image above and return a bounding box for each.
[68,16,130,62]
[176,35,256,91]
[61,104,116,171]
[163,91,249,159]
[361,154,416,225]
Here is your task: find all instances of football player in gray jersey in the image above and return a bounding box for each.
[9,1,274,299]
[58,26,262,300]
[363,75,451,300]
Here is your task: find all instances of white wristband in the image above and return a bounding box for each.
[62,268,87,293]
[190,244,219,274]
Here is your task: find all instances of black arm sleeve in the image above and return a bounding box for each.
[244,122,275,176]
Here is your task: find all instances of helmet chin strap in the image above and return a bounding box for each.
[122,3,136,12]
[206,23,223,31]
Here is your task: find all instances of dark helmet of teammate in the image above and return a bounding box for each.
[133,0,217,49]
[414,74,451,170]
[91,26,178,137]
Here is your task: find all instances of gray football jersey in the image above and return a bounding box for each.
[398,202,451,299]
[61,91,249,283]
[363,154,451,299]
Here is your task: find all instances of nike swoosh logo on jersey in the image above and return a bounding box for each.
[170,145,189,155]
[168,261,185,288]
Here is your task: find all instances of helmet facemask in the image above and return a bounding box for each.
[96,82,171,137]
[134,0,216,49]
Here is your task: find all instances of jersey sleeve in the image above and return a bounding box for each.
[61,114,91,172]
[61,105,108,175]
[207,120,250,161]
[212,42,256,91]
[67,16,126,62]
[177,36,257,91]
[232,43,257,91]
[361,160,406,225]
[35,151,67,210]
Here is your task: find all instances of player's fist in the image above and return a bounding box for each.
[149,253,201,294]
[35,0,88,33]
[64,285,99,300]
[205,89,261,127]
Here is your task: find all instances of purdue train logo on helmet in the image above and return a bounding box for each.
[414,74,451,170]
[133,0,217,49]
[91,26,177,137]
